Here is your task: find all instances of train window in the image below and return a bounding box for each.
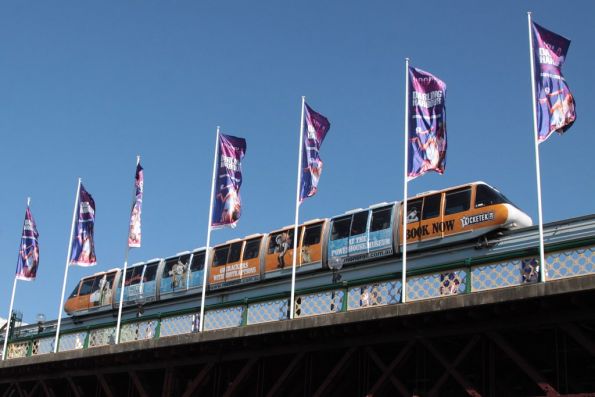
[422,194,441,220]
[228,242,243,263]
[303,224,322,246]
[126,267,143,286]
[350,212,368,236]
[213,246,229,267]
[475,184,508,208]
[371,207,392,231]
[444,188,471,215]
[69,282,81,298]
[143,263,159,282]
[105,273,116,290]
[79,278,95,296]
[406,200,422,223]
[243,238,261,260]
[268,231,295,254]
[190,252,205,271]
[331,217,351,241]
[163,255,189,278]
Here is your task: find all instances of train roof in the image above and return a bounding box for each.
[270,218,327,234]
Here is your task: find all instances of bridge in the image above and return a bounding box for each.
[1,216,594,396]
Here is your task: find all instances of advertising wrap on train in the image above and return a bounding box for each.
[329,228,393,263]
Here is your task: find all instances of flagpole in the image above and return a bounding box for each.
[289,96,306,320]
[54,178,81,353]
[401,59,410,303]
[115,156,141,344]
[1,277,17,361]
[199,127,220,332]
[528,12,547,282]
[2,197,31,360]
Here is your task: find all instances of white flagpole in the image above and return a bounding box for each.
[115,155,141,344]
[528,12,547,282]
[199,127,220,332]
[2,278,17,361]
[54,178,82,353]
[289,96,306,320]
[402,59,410,303]
[2,197,31,360]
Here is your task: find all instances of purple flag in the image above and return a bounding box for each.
[69,183,97,266]
[532,21,576,142]
[407,67,447,180]
[300,103,331,202]
[15,206,40,281]
[211,133,246,229]
[128,162,144,248]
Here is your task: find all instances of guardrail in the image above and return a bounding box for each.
[4,243,594,360]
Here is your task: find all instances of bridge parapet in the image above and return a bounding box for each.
[4,241,594,361]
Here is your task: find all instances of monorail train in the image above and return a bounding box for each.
[64,181,532,314]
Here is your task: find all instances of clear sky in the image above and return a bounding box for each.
[1,1,594,324]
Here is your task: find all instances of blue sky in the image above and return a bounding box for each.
[1,1,594,324]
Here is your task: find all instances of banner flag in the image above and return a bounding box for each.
[128,162,144,248]
[532,21,576,142]
[211,133,246,228]
[300,103,331,201]
[15,207,40,281]
[69,184,97,266]
[407,67,447,180]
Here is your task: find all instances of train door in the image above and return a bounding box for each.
[89,272,116,308]
[419,193,443,243]
[241,237,262,280]
[209,241,243,287]
[368,206,394,257]
[441,187,472,238]
[265,229,295,271]
[188,250,206,290]
[301,222,324,266]
[160,254,192,296]
[121,265,144,304]
[402,198,423,245]
[140,261,159,302]
[328,211,369,265]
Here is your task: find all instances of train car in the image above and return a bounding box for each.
[64,269,119,314]
[208,234,265,290]
[158,248,207,299]
[263,219,328,276]
[400,181,532,250]
[326,181,532,268]
[114,258,162,307]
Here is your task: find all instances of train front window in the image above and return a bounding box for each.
[79,279,95,295]
[422,194,441,220]
[350,212,368,236]
[304,224,322,246]
[331,217,351,240]
[243,238,261,260]
[213,246,229,267]
[444,188,471,215]
[228,242,243,263]
[190,252,205,272]
[475,184,512,208]
[371,207,392,231]
[69,282,81,298]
